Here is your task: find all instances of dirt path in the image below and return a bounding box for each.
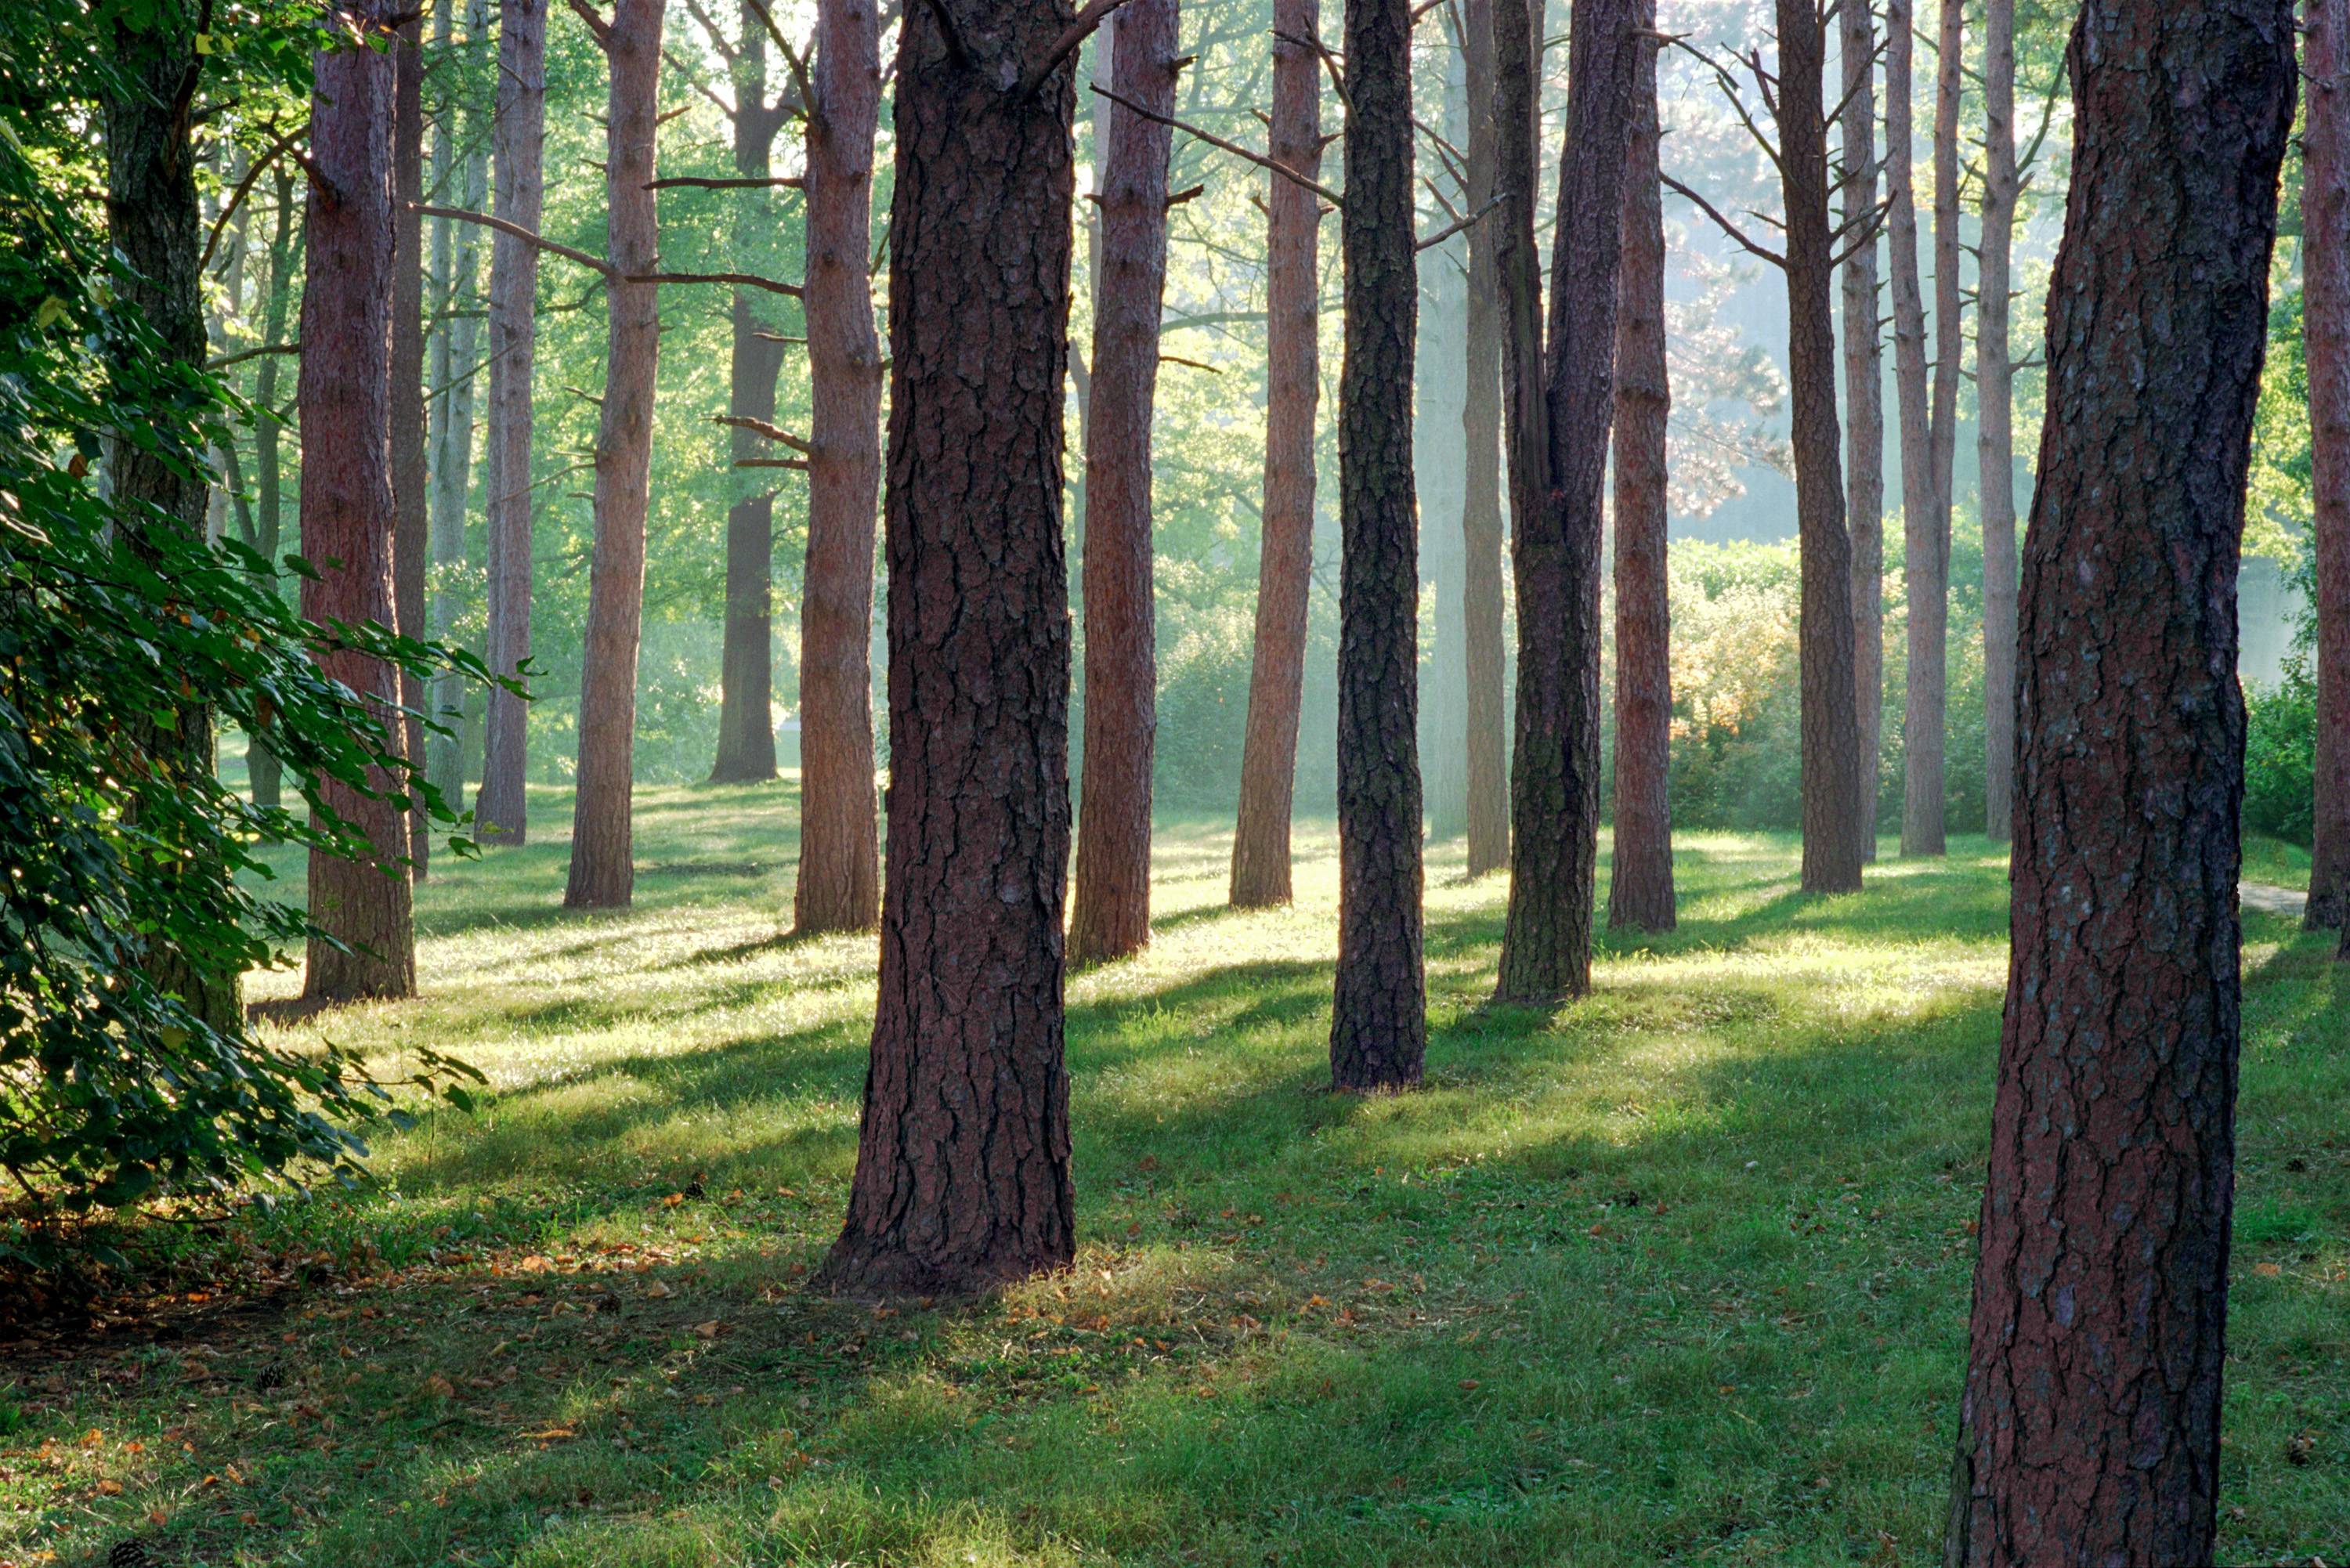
[2240,881,2308,919]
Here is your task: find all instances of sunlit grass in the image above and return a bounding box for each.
[3,787,2342,1566]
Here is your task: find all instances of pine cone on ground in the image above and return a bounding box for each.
[108,1538,153,1568]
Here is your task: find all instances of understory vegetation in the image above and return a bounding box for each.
[1,787,2342,1566]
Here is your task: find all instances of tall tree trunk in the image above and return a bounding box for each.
[815,0,1078,1297]
[393,13,432,877]
[2306,0,2350,932]
[794,0,884,933]
[1781,0,1864,895]
[1330,0,1426,1089]
[302,2,418,1002]
[1888,0,1945,856]
[1977,0,2019,847]
[1495,0,1639,1002]
[1607,18,1672,934]
[249,168,300,812]
[564,0,665,910]
[1931,0,1970,836]
[476,0,546,845]
[1228,0,1324,909]
[1459,0,1509,879]
[1069,0,1176,966]
[103,0,239,1031]
[1842,0,1884,861]
[1943,3,2292,1557]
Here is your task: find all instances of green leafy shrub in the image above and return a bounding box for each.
[2244,653,2316,847]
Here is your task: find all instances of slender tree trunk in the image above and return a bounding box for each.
[1492,0,1542,884]
[1460,0,1509,879]
[1932,0,1972,838]
[302,2,418,1002]
[564,0,665,910]
[426,0,459,800]
[393,13,432,877]
[1607,19,1672,933]
[249,168,299,812]
[476,0,545,844]
[815,0,1078,1297]
[1068,0,1176,965]
[1228,0,1324,909]
[1495,0,1640,1001]
[1888,0,1945,856]
[794,0,884,933]
[1842,0,1884,861]
[1330,0,1426,1089]
[1978,0,2018,847]
[2306,0,2350,931]
[1943,5,2292,1557]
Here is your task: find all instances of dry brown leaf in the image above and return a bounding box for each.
[692,1320,722,1339]
[423,1374,455,1399]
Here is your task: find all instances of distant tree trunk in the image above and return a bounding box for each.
[249,168,300,812]
[1228,0,1324,909]
[1068,0,1176,966]
[302,3,418,1002]
[1491,0,1542,887]
[1978,0,2019,848]
[476,0,546,845]
[1932,0,1970,837]
[1888,0,1946,857]
[2306,0,2350,932]
[814,0,1078,1297]
[1494,0,1637,1003]
[1330,0,1426,1089]
[393,13,432,877]
[1607,20,1673,934]
[103,0,239,1031]
[563,0,666,911]
[794,0,884,934]
[1459,0,1509,880]
[1842,0,1884,861]
[1943,3,2292,1557]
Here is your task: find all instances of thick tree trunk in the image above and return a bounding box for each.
[249,169,300,813]
[1842,0,1884,861]
[1607,20,1673,934]
[302,3,418,1002]
[1068,0,1176,966]
[1228,0,1324,909]
[1888,0,1945,857]
[794,0,884,934]
[564,0,666,910]
[1978,0,2019,847]
[1330,0,1426,1089]
[1495,0,1638,1003]
[815,0,1077,1297]
[1459,0,1509,880]
[393,14,432,877]
[1931,0,1973,840]
[476,0,545,845]
[1943,5,2292,1559]
[2307,0,2350,931]
[103,0,239,1031]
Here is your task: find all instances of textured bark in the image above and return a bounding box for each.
[1459,0,1509,880]
[249,169,300,812]
[1228,0,1324,909]
[103,0,239,1031]
[1068,0,1176,966]
[794,0,884,934]
[1943,5,2292,1560]
[393,14,432,877]
[1979,0,2019,848]
[1781,0,1864,895]
[1607,22,1673,934]
[476,0,545,845]
[1495,0,1638,1003]
[1491,0,1542,889]
[1932,0,1972,839]
[1330,0,1426,1088]
[2308,0,2350,932]
[815,0,1077,1297]
[301,4,418,1002]
[1888,0,1947,857]
[1842,0,1884,860]
[564,0,666,911]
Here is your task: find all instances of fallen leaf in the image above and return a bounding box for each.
[1459,1379,1481,1392]
[2254,1262,2282,1277]
[96,1479,122,1496]
[423,1375,455,1399]
[643,1280,675,1299]
[692,1320,722,1339]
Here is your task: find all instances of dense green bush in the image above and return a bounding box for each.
[2244,653,2316,847]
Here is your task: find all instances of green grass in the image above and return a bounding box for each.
[3,785,2345,1566]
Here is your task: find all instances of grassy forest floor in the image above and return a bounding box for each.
[2,781,2345,1567]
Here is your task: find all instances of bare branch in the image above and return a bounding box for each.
[635,269,804,298]
[1089,82,1343,207]
[1415,190,1506,252]
[208,341,300,370]
[1160,352,1221,373]
[1020,0,1142,97]
[645,175,804,190]
[410,202,619,280]
[677,0,739,63]
[1658,174,1786,268]
[201,120,309,272]
[566,0,613,48]
[714,414,815,453]
[737,457,810,470]
[1271,27,1347,106]
[664,49,738,120]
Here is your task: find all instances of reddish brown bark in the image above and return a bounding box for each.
[1068,0,1176,966]
[1607,22,1673,934]
[1330,0,1426,1088]
[1932,0,1980,842]
[476,0,546,845]
[1842,0,1883,861]
[564,0,666,911]
[1888,0,1947,857]
[1943,5,2293,1559]
[248,168,299,814]
[301,4,418,1002]
[1979,0,2019,850]
[1495,0,1638,1003]
[392,15,430,878]
[1459,0,1509,880]
[2308,0,2350,932]
[815,0,1077,1296]
[1228,0,1324,910]
[793,0,884,934]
